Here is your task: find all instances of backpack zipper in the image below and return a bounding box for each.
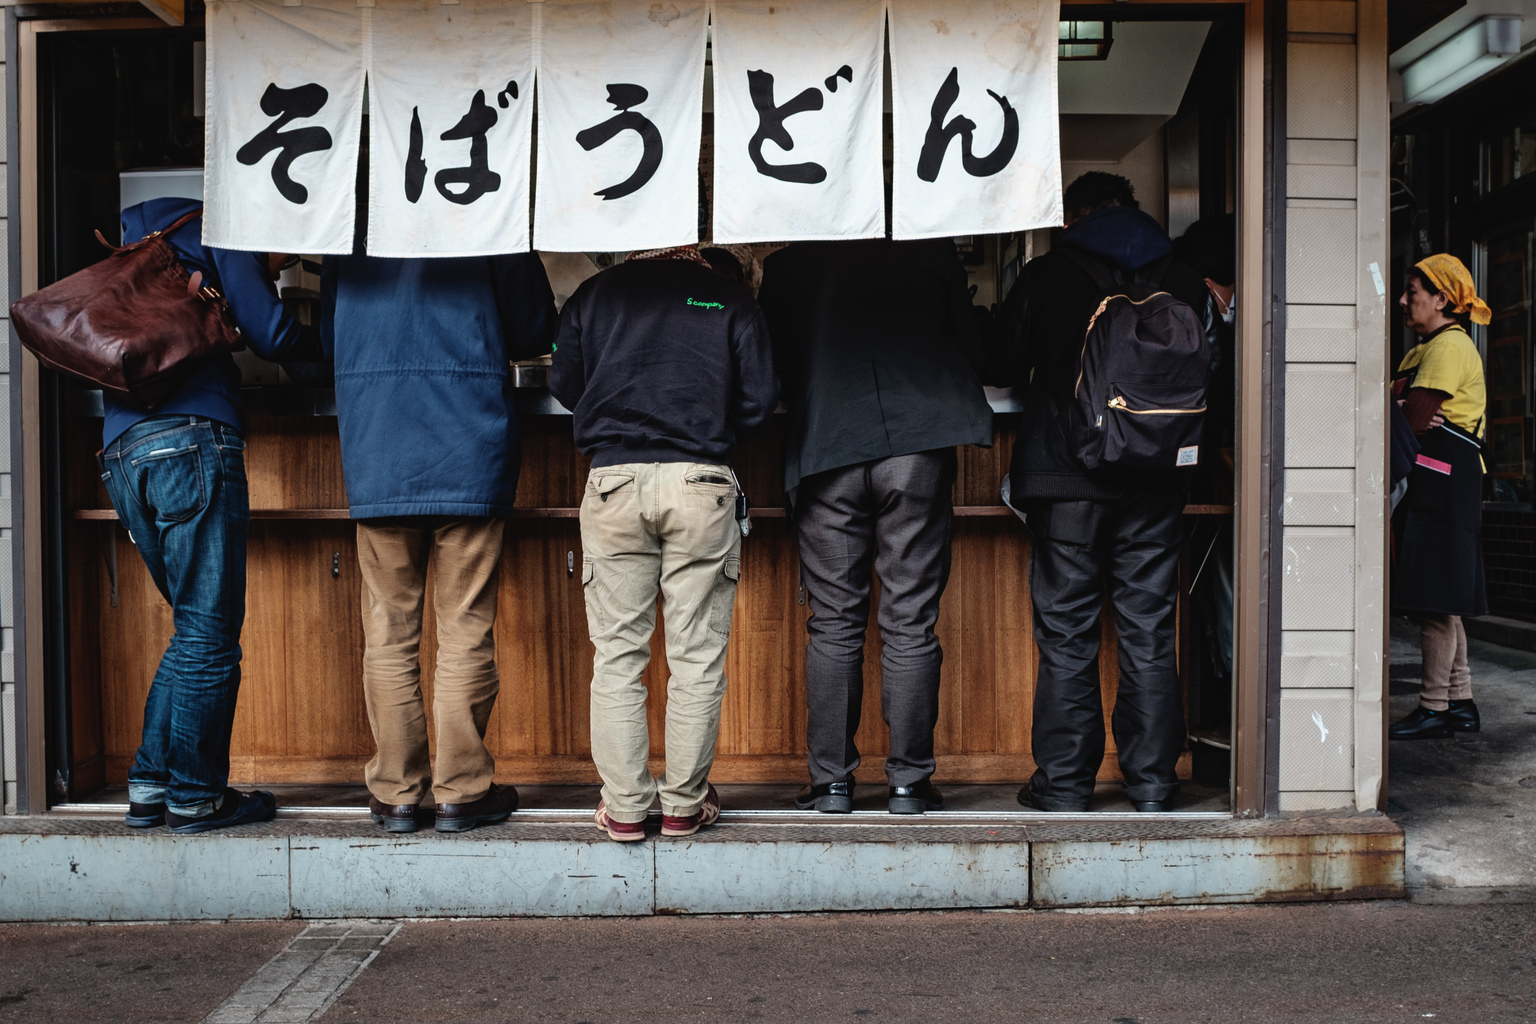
[1107,395,1206,415]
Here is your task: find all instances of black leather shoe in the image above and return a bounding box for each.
[795,781,853,813]
[434,783,518,833]
[889,780,943,814]
[1446,699,1481,733]
[125,801,166,828]
[1017,787,1090,813]
[1132,800,1166,813]
[369,796,420,833]
[1389,705,1455,740]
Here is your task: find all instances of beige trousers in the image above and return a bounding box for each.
[1418,613,1472,711]
[580,462,742,822]
[358,517,505,806]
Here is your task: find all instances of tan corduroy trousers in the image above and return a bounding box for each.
[580,463,742,822]
[357,517,505,806]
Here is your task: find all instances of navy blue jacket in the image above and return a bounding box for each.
[321,253,557,518]
[104,198,305,447]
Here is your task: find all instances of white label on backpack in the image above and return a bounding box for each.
[1177,446,1199,467]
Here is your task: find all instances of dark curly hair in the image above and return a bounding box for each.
[1063,172,1138,221]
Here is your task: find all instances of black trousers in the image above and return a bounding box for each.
[1023,489,1185,808]
[796,450,956,788]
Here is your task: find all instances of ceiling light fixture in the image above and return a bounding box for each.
[1402,16,1523,103]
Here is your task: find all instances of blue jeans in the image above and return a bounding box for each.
[100,416,249,817]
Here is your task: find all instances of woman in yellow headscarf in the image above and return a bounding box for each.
[1390,254,1489,741]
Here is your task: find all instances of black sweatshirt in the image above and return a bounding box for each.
[550,258,780,468]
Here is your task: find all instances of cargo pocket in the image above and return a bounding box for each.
[580,557,608,633]
[134,445,207,523]
[708,556,741,639]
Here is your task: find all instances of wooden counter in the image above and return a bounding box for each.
[62,412,1205,793]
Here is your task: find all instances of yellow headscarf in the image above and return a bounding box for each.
[1415,254,1492,326]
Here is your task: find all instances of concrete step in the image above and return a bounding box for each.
[0,814,1404,921]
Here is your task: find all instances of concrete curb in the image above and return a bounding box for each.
[0,817,1405,921]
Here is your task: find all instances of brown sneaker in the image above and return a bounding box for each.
[594,800,647,842]
[661,784,721,837]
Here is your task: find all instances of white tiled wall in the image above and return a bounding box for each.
[1280,1,1368,812]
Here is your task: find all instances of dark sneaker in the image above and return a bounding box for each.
[661,785,721,837]
[1389,705,1455,740]
[125,801,166,828]
[165,790,277,834]
[369,797,420,834]
[434,783,518,833]
[888,780,944,814]
[1446,699,1481,733]
[795,781,853,813]
[594,801,647,842]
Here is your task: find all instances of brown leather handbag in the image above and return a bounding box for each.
[9,208,245,410]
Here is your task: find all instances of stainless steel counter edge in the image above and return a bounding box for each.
[69,386,1027,418]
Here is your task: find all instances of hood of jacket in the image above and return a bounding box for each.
[1057,204,1172,272]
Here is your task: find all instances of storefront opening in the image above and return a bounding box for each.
[35,8,1245,817]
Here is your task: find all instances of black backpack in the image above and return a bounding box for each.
[1054,248,1211,475]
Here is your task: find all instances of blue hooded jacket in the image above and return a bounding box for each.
[104,198,305,447]
[320,253,557,519]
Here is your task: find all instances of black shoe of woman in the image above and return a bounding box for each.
[1445,699,1480,733]
[1389,705,1455,740]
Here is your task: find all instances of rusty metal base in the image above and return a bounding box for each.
[0,815,1404,921]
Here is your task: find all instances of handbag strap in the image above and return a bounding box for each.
[94,207,203,255]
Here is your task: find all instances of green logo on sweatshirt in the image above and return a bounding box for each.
[686,297,725,311]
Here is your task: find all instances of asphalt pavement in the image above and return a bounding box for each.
[0,902,1531,1023]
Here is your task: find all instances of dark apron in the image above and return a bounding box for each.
[1391,368,1487,617]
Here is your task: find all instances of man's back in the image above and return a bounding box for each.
[987,205,1212,502]
[758,238,992,491]
[104,198,304,449]
[550,255,777,468]
[322,252,556,517]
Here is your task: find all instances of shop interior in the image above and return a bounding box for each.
[38,8,1243,816]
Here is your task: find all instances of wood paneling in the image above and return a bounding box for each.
[67,414,1190,789]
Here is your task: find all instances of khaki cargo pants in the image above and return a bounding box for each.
[580,462,742,822]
